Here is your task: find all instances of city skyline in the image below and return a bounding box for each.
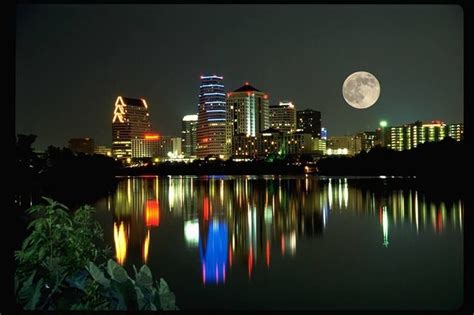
[16,5,463,150]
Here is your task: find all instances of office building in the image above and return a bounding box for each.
[297,109,321,138]
[182,114,198,158]
[196,75,230,159]
[269,101,297,134]
[112,96,151,159]
[447,123,464,141]
[94,145,112,157]
[227,82,270,138]
[388,120,449,151]
[131,134,160,158]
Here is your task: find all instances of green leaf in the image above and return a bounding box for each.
[107,259,129,283]
[135,265,153,289]
[86,262,110,287]
[24,278,43,310]
[65,269,89,291]
[157,278,177,310]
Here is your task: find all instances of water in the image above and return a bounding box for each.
[93,175,463,310]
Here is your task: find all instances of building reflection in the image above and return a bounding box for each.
[107,176,464,282]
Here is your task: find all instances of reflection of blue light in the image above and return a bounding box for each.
[199,221,228,284]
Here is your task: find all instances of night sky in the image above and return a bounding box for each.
[16,4,463,150]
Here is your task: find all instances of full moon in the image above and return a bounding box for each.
[342,71,380,109]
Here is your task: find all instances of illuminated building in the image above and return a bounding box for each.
[227,82,270,138]
[112,96,151,160]
[68,137,94,155]
[296,109,322,138]
[157,136,182,158]
[232,134,258,159]
[326,136,355,155]
[321,127,328,140]
[94,145,112,156]
[447,123,464,141]
[196,74,230,159]
[182,114,198,158]
[313,138,327,155]
[388,120,450,151]
[131,134,160,158]
[269,101,296,134]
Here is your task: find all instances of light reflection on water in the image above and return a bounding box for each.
[94,176,463,309]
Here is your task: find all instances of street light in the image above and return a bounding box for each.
[380,120,388,128]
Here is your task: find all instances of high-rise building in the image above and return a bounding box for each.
[227,82,269,138]
[181,114,198,158]
[327,136,355,155]
[112,96,151,159]
[196,75,230,159]
[68,138,94,155]
[296,109,322,138]
[269,101,297,134]
[321,127,328,140]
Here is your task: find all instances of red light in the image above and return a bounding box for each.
[145,200,160,227]
[247,92,251,96]
[203,196,209,220]
[245,81,249,85]
[266,240,270,267]
[248,246,253,278]
[264,94,268,100]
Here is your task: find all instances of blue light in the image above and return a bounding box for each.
[321,128,328,140]
[199,221,228,284]
[204,101,226,105]
[206,110,226,113]
[203,93,226,96]
[201,75,224,80]
[200,84,224,88]
[208,118,226,122]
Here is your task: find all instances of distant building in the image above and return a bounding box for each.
[182,114,198,158]
[327,136,355,155]
[196,75,229,159]
[297,109,322,138]
[447,123,464,141]
[131,134,160,158]
[232,134,258,158]
[269,101,296,134]
[320,127,328,140]
[353,131,377,153]
[387,120,450,151]
[312,138,327,155]
[112,96,151,160]
[68,138,94,155]
[94,145,112,157]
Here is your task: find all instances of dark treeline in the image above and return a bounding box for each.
[118,158,304,176]
[15,134,120,208]
[316,138,468,197]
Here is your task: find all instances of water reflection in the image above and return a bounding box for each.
[106,176,464,284]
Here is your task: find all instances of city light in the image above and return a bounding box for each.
[380,120,388,127]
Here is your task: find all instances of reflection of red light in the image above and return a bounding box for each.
[266,240,270,267]
[437,209,443,233]
[248,246,253,278]
[223,263,226,283]
[203,197,209,221]
[379,207,383,225]
[146,200,160,227]
[281,235,285,255]
[229,245,233,268]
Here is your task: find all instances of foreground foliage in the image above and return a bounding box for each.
[15,197,178,310]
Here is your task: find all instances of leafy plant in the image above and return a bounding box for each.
[14,197,178,310]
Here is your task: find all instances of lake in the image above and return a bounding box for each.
[92,175,463,310]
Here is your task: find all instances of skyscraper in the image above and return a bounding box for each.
[296,109,322,138]
[196,75,229,159]
[112,96,151,159]
[269,101,297,134]
[227,82,269,137]
[181,114,198,158]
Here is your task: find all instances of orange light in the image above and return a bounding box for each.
[145,134,160,140]
[146,200,160,227]
[264,94,268,100]
[266,240,270,267]
[248,246,253,278]
[203,196,209,221]
[247,92,251,96]
[113,222,128,265]
[245,82,249,85]
[143,229,150,263]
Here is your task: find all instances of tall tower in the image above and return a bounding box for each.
[112,96,151,159]
[226,82,269,138]
[296,109,321,138]
[196,75,229,159]
[182,114,198,158]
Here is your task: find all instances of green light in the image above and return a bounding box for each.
[380,121,388,128]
